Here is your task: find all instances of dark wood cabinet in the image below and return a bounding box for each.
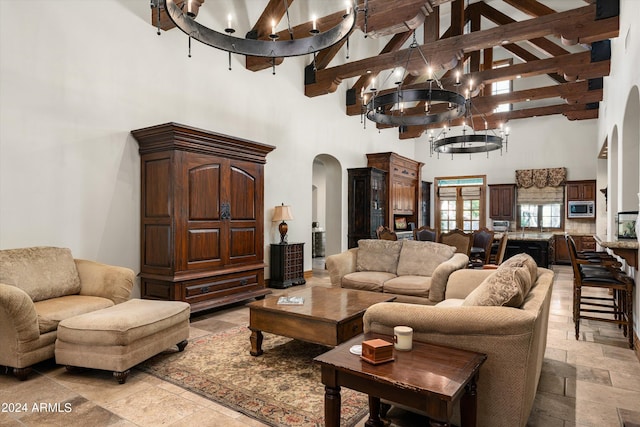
[347,167,386,248]
[566,180,596,201]
[421,181,432,227]
[269,243,305,289]
[554,234,596,264]
[366,152,423,231]
[489,184,516,220]
[505,239,551,268]
[132,122,275,313]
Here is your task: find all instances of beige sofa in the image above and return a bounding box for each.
[326,239,469,304]
[363,253,554,427]
[0,246,135,380]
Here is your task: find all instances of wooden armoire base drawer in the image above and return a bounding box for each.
[141,268,270,313]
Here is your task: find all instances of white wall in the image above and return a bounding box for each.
[0,0,637,317]
[597,0,640,340]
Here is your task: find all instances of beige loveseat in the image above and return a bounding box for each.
[0,246,135,380]
[363,253,554,427]
[326,239,469,304]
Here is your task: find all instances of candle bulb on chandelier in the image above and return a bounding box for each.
[455,70,460,84]
[227,14,232,29]
[271,20,276,36]
[312,16,317,31]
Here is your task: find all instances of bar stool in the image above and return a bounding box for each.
[566,234,634,348]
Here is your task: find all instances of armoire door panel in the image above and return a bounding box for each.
[188,164,221,221]
[229,165,257,220]
[144,157,172,218]
[187,228,221,263]
[229,227,257,262]
[143,224,172,269]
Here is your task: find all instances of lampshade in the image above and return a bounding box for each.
[272,204,293,222]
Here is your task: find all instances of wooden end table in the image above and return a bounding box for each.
[247,287,395,356]
[314,332,487,427]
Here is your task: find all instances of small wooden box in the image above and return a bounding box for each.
[361,338,394,364]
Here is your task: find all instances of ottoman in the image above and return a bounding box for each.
[55,299,190,384]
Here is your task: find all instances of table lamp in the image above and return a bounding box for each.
[272,203,293,244]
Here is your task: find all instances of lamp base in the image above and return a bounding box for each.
[278,221,288,244]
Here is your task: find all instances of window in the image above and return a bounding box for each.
[435,176,486,233]
[492,60,513,113]
[516,185,564,230]
[519,204,562,229]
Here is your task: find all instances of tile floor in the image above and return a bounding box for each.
[1,264,639,427]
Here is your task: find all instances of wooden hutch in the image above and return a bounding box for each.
[366,152,423,236]
[132,123,275,313]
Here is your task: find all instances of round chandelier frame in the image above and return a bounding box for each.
[431,133,504,154]
[365,88,467,127]
[159,0,358,58]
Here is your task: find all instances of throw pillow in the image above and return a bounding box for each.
[499,253,537,294]
[356,239,403,274]
[396,240,456,276]
[462,265,531,307]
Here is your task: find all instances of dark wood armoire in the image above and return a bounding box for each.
[131,123,275,313]
[347,167,386,248]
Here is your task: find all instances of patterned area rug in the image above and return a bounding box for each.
[138,326,368,427]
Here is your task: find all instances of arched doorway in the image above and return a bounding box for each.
[312,155,342,262]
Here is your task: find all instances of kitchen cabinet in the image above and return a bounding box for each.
[489,184,516,220]
[566,180,596,201]
[367,152,423,231]
[554,234,596,264]
[132,122,274,313]
[347,167,387,248]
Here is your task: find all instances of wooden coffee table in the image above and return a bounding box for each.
[247,287,395,356]
[314,332,487,427]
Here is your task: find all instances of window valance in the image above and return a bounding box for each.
[516,168,566,188]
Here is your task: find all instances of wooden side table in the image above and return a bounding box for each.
[314,333,486,427]
[269,243,305,289]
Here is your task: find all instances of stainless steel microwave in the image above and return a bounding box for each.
[568,200,595,218]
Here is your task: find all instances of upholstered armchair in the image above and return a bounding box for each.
[0,247,134,380]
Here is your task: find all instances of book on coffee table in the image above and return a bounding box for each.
[277,296,304,305]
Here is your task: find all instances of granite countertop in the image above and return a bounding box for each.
[506,232,555,242]
[594,235,639,249]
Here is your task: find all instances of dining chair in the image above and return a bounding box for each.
[470,227,495,266]
[566,234,634,348]
[376,225,398,241]
[439,229,473,256]
[413,226,437,242]
[483,232,509,269]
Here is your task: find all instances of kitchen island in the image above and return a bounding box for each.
[503,232,555,268]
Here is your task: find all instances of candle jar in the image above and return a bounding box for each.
[393,326,413,351]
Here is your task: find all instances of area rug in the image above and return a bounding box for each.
[138,326,368,427]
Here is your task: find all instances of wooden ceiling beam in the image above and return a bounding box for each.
[305,5,616,97]
[475,2,570,58]
[390,102,598,139]
[501,0,556,17]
